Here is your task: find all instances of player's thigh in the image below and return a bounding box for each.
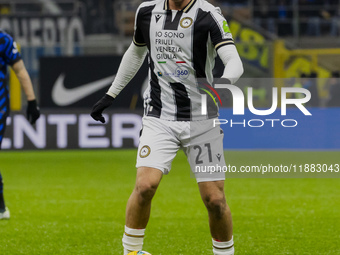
[184,121,226,182]
[134,167,163,195]
[136,117,180,174]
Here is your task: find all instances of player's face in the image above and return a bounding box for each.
[170,0,190,9]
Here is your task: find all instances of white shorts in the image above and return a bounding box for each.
[136,116,226,182]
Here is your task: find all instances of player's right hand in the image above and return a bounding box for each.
[90,94,115,123]
[26,99,41,125]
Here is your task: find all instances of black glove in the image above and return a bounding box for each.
[26,99,40,125]
[90,94,115,123]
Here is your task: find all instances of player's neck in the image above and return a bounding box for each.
[169,0,191,11]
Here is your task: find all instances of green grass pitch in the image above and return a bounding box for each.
[1,150,339,254]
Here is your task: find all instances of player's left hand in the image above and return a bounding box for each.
[26,99,41,125]
[90,94,115,123]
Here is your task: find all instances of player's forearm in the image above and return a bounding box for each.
[107,43,147,98]
[11,60,36,101]
[217,45,244,84]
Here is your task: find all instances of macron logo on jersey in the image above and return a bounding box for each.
[52,74,115,106]
[155,14,162,23]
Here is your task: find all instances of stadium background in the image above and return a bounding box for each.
[1,0,340,254]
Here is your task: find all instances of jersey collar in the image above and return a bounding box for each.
[164,0,197,13]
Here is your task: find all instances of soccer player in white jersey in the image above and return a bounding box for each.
[91,0,243,254]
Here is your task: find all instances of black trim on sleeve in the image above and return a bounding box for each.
[9,56,22,66]
[215,40,235,51]
[133,39,147,47]
[209,12,234,50]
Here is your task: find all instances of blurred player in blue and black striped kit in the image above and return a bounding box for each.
[0,29,40,219]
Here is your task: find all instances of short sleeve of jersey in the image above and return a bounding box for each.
[133,5,147,47]
[209,7,234,51]
[0,33,22,66]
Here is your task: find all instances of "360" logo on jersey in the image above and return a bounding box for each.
[175,66,190,80]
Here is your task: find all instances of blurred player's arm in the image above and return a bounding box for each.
[91,43,147,123]
[11,60,36,101]
[11,60,40,124]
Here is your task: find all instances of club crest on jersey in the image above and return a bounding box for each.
[180,17,193,28]
[139,145,151,158]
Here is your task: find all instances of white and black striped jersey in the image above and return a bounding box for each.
[134,0,235,121]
